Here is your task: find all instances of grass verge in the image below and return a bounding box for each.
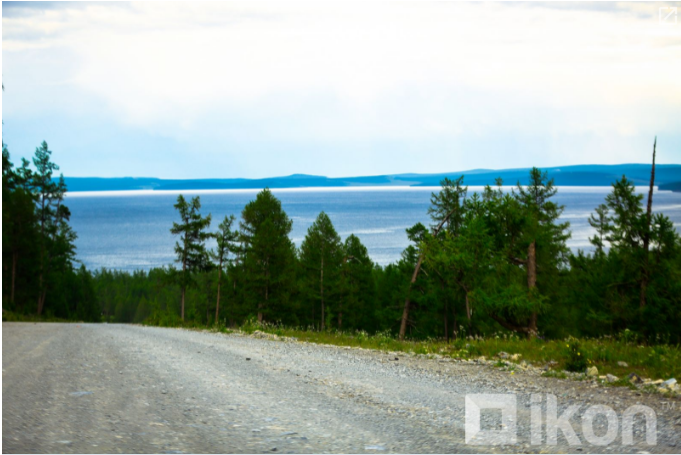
[2,311,76,323]
[233,321,680,384]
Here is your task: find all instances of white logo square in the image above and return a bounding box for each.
[465,394,517,445]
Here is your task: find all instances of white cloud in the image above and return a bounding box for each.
[2,1,680,177]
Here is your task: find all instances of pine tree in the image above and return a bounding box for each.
[2,144,38,310]
[239,189,295,323]
[596,169,681,338]
[170,195,212,321]
[400,177,467,340]
[424,192,494,337]
[588,204,610,255]
[210,215,239,324]
[338,234,375,330]
[299,212,343,330]
[512,167,570,336]
[31,141,69,315]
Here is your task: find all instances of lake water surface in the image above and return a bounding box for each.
[65,187,681,272]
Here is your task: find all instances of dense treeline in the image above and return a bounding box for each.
[2,142,99,321]
[3,140,679,343]
[86,161,681,343]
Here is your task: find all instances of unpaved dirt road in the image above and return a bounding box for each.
[2,323,679,453]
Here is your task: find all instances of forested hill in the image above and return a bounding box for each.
[659,181,681,192]
[62,164,681,192]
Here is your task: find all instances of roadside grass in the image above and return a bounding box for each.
[135,316,680,384]
[234,320,680,383]
[2,311,74,323]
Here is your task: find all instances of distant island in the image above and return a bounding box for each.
[62,164,681,192]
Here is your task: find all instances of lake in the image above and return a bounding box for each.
[65,186,681,272]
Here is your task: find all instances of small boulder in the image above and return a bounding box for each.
[252,330,278,340]
[510,353,522,361]
[606,374,619,383]
[586,366,599,377]
[661,378,677,391]
[617,361,629,367]
[628,373,643,384]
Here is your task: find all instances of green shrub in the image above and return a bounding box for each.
[564,338,588,372]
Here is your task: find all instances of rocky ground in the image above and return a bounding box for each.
[2,323,679,453]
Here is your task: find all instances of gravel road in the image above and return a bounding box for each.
[2,323,679,453]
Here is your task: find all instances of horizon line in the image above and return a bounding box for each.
[58,162,681,181]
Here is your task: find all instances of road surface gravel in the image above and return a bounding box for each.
[2,323,679,453]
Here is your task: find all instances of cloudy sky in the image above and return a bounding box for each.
[2,1,680,178]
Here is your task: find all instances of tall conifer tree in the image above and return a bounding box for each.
[210,215,239,324]
[31,141,70,315]
[299,212,342,330]
[240,189,295,322]
[171,195,212,321]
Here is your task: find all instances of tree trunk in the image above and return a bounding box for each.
[181,286,185,321]
[39,291,48,316]
[37,196,46,316]
[338,266,343,329]
[37,229,48,317]
[640,137,656,309]
[444,297,449,343]
[527,240,537,337]
[259,282,266,323]
[399,254,423,340]
[37,273,44,315]
[233,252,239,324]
[338,256,353,330]
[181,256,187,321]
[529,312,537,336]
[11,251,17,305]
[320,256,325,331]
[465,292,471,326]
[37,292,44,316]
[215,260,222,324]
[527,241,537,289]
[259,259,268,323]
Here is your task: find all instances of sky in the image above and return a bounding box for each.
[2,1,680,179]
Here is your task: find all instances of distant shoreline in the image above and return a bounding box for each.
[59,164,681,193]
[63,185,673,198]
